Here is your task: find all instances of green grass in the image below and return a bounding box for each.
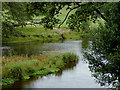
[3,25,89,42]
[2,52,79,86]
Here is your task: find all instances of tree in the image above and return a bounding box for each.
[2,2,32,37]
[28,2,107,29]
[2,2,106,31]
[27,2,69,29]
[84,2,120,88]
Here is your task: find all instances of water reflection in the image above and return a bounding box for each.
[2,40,105,88]
[2,41,46,56]
[2,40,76,56]
[55,61,78,77]
[81,37,89,49]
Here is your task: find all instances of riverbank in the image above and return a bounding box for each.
[2,52,79,86]
[2,26,89,43]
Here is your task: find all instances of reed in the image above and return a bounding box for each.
[2,53,79,86]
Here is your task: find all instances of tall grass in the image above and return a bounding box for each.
[2,52,79,86]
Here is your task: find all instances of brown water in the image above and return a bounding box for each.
[2,40,106,88]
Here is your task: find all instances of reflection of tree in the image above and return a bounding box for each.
[3,40,66,56]
[81,37,89,49]
[3,41,44,56]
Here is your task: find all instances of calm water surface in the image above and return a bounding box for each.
[2,40,106,88]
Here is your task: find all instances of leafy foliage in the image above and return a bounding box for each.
[29,2,106,30]
[84,2,120,87]
[40,16,60,29]
[2,2,106,35]
[2,2,32,37]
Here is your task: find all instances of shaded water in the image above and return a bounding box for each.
[2,40,105,88]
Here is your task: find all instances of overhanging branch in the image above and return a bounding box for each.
[58,2,107,28]
[95,9,108,22]
[58,3,91,28]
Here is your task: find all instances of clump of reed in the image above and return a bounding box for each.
[2,52,79,86]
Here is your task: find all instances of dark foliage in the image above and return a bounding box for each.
[84,2,120,88]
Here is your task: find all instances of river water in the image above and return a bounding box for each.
[2,40,106,88]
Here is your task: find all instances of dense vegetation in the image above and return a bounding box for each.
[2,2,103,38]
[2,2,120,88]
[2,53,78,86]
[84,2,120,88]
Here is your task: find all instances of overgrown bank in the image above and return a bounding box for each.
[2,52,79,86]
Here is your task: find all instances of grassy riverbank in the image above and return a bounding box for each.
[2,52,79,86]
[2,25,89,42]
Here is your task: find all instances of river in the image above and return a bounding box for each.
[2,40,107,88]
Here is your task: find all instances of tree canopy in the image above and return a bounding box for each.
[2,2,107,30]
[2,2,32,37]
[84,2,120,88]
[27,2,107,29]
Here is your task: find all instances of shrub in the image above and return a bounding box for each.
[62,52,79,63]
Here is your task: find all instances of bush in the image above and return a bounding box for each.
[11,29,25,37]
[62,52,79,63]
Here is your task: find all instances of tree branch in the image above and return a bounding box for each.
[92,2,108,22]
[94,9,108,22]
[58,2,108,28]
[58,3,91,28]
